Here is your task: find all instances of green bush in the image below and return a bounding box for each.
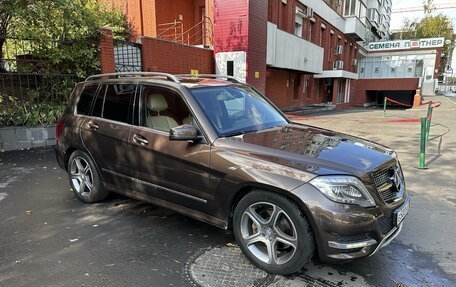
[0,94,65,127]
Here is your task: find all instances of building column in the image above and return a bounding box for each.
[98,28,116,74]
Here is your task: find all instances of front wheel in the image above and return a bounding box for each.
[233,190,315,275]
[67,150,109,203]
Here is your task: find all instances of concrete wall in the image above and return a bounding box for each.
[0,126,56,152]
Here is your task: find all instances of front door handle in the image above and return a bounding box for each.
[133,134,149,146]
[88,121,99,131]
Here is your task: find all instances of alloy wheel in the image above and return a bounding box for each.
[240,202,298,265]
[69,157,94,197]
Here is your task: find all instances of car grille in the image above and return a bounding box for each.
[372,163,403,204]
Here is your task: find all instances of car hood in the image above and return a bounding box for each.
[214,123,396,178]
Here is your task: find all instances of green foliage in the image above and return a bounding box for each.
[2,0,132,77]
[0,92,65,127]
[400,0,455,74]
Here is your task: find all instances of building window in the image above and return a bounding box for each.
[295,8,304,37]
[359,54,436,79]
[344,0,357,16]
[368,9,380,24]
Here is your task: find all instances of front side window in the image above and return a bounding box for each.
[140,86,192,132]
[190,85,288,137]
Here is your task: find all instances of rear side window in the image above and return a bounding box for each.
[76,84,99,115]
[102,84,136,124]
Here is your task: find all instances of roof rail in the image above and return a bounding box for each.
[85,72,181,83]
[176,74,241,84]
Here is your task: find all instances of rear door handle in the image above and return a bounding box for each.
[88,121,99,131]
[133,134,149,146]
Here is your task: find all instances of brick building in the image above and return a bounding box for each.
[99,0,444,109]
[213,0,367,109]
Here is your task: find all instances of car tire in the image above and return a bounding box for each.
[233,190,315,275]
[67,150,109,203]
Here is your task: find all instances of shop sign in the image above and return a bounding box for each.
[367,38,445,51]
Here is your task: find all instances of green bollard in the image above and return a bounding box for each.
[425,105,433,142]
[418,117,427,169]
[383,97,387,118]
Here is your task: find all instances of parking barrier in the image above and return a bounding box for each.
[418,117,427,169]
[382,97,440,118]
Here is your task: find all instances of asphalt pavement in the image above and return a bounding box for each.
[0,95,455,287]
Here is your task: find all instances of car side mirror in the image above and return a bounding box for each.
[169,124,199,141]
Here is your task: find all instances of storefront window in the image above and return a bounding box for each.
[359,53,436,79]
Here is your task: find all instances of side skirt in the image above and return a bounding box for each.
[104,182,229,230]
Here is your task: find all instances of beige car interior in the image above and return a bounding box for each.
[146,94,179,132]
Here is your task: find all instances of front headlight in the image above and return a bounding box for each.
[309,176,376,208]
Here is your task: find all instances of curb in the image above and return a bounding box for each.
[0,126,56,152]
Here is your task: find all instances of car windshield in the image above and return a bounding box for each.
[190,85,288,137]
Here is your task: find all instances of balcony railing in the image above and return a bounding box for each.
[156,17,213,48]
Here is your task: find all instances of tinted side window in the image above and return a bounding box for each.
[92,85,106,118]
[102,84,136,124]
[76,84,99,115]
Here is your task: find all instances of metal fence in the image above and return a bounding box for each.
[114,39,142,72]
[0,37,81,105]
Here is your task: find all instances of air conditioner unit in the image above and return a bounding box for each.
[335,0,342,6]
[306,7,314,18]
[335,45,343,55]
[296,8,306,18]
[333,60,344,70]
[352,59,358,66]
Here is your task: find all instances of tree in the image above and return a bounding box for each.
[400,0,455,74]
[0,0,29,71]
[1,0,132,76]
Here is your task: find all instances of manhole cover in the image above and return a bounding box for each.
[184,246,274,287]
[184,246,370,287]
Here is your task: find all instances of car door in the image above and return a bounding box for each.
[128,84,212,213]
[80,82,137,189]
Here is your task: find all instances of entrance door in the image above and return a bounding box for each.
[325,79,334,103]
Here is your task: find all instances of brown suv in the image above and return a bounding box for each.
[55,72,409,275]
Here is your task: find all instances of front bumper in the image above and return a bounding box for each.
[292,184,409,262]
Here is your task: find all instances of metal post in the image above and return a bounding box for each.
[425,105,433,142]
[383,97,387,118]
[418,117,427,169]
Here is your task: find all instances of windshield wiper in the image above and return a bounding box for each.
[220,128,258,137]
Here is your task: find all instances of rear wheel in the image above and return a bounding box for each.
[68,150,108,203]
[233,190,315,275]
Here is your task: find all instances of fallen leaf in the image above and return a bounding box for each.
[226,243,237,248]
